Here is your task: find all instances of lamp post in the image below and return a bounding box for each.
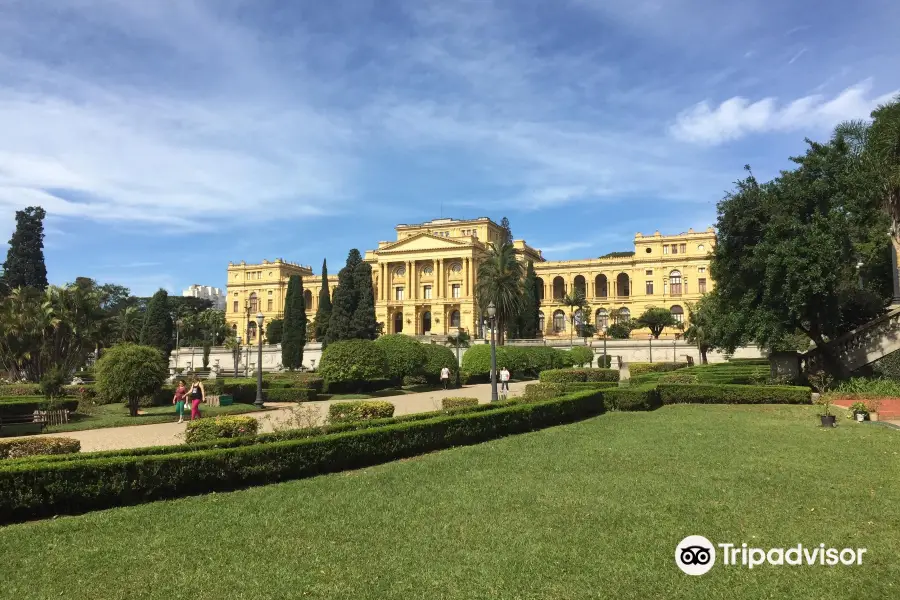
[234,334,242,377]
[487,301,498,403]
[648,333,653,363]
[601,331,608,368]
[255,312,265,408]
[673,335,677,363]
[244,301,252,377]
[175,318,183,374]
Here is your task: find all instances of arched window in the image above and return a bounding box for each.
[574,275,586,298]
[450,310,460,328]
[248,292,258,313]
[616,273,630,297]
[553,276,565,300]
[304,289,313,308]
[670,270,682,295]
[615,307,630,323]
[535,277,545,301]
[553,309,566,333]
[393,312,403,334]
[247,320,257,341]
[596,308,608,330]
[671,305,684,324]
[595,274,608,298]
[538,310,545,332]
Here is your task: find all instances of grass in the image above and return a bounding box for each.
[1,404,897,599]
[45,402,262,433]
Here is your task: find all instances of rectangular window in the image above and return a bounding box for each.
[395,287,404,301]
[671,245,678,255]
[451,284,461,299]
[699,278,707,294]
[267,299,273,311]
[680,243,687,254]
[424,285,432,300]
[698,266,706,274]
[646,281,654,295]
[663,245,669,254]
[645,269,653,276]
[233,301,238,313]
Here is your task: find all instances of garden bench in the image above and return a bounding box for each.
[0,414,47,438]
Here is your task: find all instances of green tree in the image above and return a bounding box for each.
[281,275,307,370]
[326,250,362,344]
[266,318,285,345]
[516,261,540,339]
[139,289,173,358]
[500,216,513,244]
[2,206,48,292]
[683,297,718,364]
[865,97,900,244]
[636,307,680,339]
[115,306,144,343]
[95,343,168,417]
[314,259,332,342]
[447,330,470,387]
[561,291,588,346]
[476,242,524,345]
[349,261,377,339]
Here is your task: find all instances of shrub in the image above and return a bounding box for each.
[0,390,607,523]
[325,378,393,395]
[328,400,395,424]
[540,369,618,384]
[374,334,427,381]
[319,340,389,392]
[559,382,619,392]
[421,344,457,383]
[596,355,612,368]
[441,397,479,409]
[0,397,79,418]
[39,367,67,401]
[629,362,687,376]
[0,384,41,397]
[657,384,811,405]
[462,345,566,379]
[184,416,259,443]
[95,344,168,417]
[568,346,593,367]
[265,388,318,402]
[658,371,700,384]
[0,437,80,459]
[402,375,429,386]
[602,386,661,411]
[523,383,565,401]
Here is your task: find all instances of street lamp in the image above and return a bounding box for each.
[601,330,608,368]
[255,312,265,409]
[487,301,498,403]
[175,318,183,374]
[234,334,242,377]
[648,333,653,363]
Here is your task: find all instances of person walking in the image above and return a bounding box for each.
[172,380,188,424]
[440,366,451,389]
[500,367,510,395]
[188,376,205,421]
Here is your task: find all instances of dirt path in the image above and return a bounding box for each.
[25,382,528,452]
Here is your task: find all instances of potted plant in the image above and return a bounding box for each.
[865,398,881,422]
[808,370,836,427]
[848,401,869,422]
[815,394,836,427]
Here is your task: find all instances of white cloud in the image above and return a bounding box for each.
[670,80,899,145]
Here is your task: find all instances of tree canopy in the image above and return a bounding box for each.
[139,289,173,358]
[314,259,332,342]
[281,275,307,370]
[476,241,524,345]
[636,307,680,339]
[2,206,48,292]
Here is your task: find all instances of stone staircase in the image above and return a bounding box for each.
[805,306,900,374]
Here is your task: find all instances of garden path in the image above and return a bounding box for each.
[22,381,528,453]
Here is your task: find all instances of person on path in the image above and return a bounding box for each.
[188,376,205,421]
[500,367,510,394]
[172,380,188,424]
[440,366,451,389]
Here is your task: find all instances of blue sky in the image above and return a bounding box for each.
[0,0,898,296]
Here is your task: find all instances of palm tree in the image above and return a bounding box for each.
[684,302,712,364]
[562,291,588,346]
[476,242,524,345]
[116,306,143,343]
[447,330,471,388]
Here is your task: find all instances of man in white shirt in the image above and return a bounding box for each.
[499,367,510,394]
[440,366,451,389]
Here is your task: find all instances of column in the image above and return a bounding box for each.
[410,260,417,301]
[464,258,470,297]
[437,259,443,299]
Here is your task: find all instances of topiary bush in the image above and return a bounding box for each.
[184,416,259,443]
[602,386,661,411]
[374,334,427,382]
[0,437,80,459]
[628,362,687,376]
[523,383,565,401]
[658,371,700,384]
[319,340,389,393]
[657,384,811,405]
[421,344,457,383]
[265,388,318,402]
[328,400,395,424]
[95,344,168,417]
[539,369,618,384]
[568,346,594,367]
[441,397,479,410]
[595,355,612,368]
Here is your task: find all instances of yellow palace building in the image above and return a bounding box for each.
[225,218,716,341]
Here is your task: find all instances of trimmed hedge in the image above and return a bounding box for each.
[523,383,565,401]
[328,400,395,424]
[628,362,687,376]
[421,344,457,383]
[265,388,318,402]
[0,437,80,459]
[0,384,41,396]
[320,340,390,392]
[462,345,568,378]
[0,390,606,523]
[374,334,427,381]
[602,386,661,411]
[441,397,479,410]
[658,384,811,405]
[567,346,594,367]
[184,416,259,444]
[325,378,393,395]
[539,369,618,384]
[0,398,79,418]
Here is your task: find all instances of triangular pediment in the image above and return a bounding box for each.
[375,232,473,253]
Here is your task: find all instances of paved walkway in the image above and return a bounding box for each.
[28,382,528,453]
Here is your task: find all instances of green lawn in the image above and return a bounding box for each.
[45,402,262,433]
[1,405,898,599]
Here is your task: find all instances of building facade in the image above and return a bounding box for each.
[225,218,716,341]
[182,284,226,310]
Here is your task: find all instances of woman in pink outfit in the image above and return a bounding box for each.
[188,376,205,420]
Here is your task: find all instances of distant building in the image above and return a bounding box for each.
[183,284,226,310]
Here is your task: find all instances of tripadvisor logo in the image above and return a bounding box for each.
[675,536,868,576]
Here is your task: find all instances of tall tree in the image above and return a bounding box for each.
[281,275,307,370]
[266,318,285,345]
[314,259,332,342]
[512,261,540,339]
[2,206,48,292]
[350,261,378,339]
[139,289,173,358]
[636,307,680,339]
[326,250,363,344]
[561,291,588,346]
[476,242,524,345]
[865,97,900,246]
[499,217,513,245]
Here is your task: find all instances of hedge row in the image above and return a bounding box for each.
[0,390,607,523]
[442,397,479,410]
[539,368,618,383]
[0,398,79,418]
[265,388,318,402]
[462,345,574,378]
[0,437,81,460]
[328,400,395,424]
[0,384,96,398]
[523,383,660,411]
[627,362,687,376]
[184,416,259,444]
[658,384,811,405]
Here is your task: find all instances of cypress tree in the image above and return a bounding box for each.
[326,250,362,344]
[349,261,377,339]
[314,259,332,342]
[281,275,307,370]
[500,216,513,244]
[139,289,173,358]
[519,261,540,338]
[2,206,49,291]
